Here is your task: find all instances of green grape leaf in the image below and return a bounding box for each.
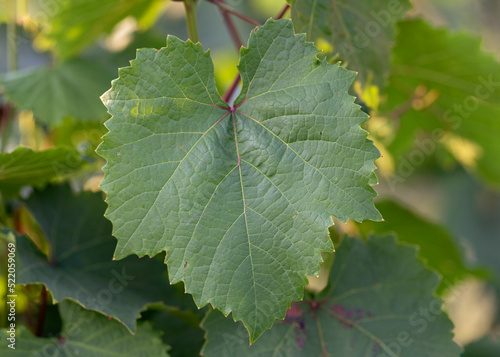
[41,0,167,60]
[0,146,81,197]
[201,236,462,357]
[147,308,206,357]
[288,0,411,88]
[1,59,114,126]
[16,184,181,332]
[356,200,474,293]
[0,300,170,356]
[463,336,500,357]
[382,19,500,186]
[97,19,381,342]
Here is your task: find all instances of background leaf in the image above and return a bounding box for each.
[0,300,170,356]
[144,308,206,357]
[288,0,411,88]
[40,0,168,60]
[201,236,462,357]
[0,147,81,197]
[98,19,381,342]
[1,59,114,126]
[16,184,182,332]
[381,19,500,186]
[462,336,500,357]
[356,200,476,293]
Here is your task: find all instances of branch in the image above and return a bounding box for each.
[218,0,243,50]
[275,4,291,20]
[206,0,261,27]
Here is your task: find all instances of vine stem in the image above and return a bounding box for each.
[206,0,261,27]
[183,0,199,43]
[275,4,291,20]
[218,0,243,50]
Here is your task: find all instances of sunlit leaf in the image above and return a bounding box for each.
[288,0,411,88]
[0,147,81,197]
[1,59,113,126]
[382,19,500,186]
[97,19,381,341]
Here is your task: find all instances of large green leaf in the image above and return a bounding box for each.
[201,236,462,357]
[356,200,473,293]
[97,18,381,342]
[288,0,411,88]
[40,0,167,60]
[1,59,113,126]
[382,19,500,186]
[0,147,81,197]
[0,300,170,356]
[16,184,180,332]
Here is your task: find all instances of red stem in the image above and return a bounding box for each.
[35,285,48,337]
[275,4,291,20]
[206,0,261,27]
[221,9,242,50]
[223,73,241,104]
[220,1,291,105]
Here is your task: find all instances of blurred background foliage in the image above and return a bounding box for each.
[0,0,499,355]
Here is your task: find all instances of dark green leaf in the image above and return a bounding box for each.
[146,308,205,357]
[201,236,462,357]
[16,184,180,332]
[0,300,170,356]
[462,336,500,357]
[356,200,474,293]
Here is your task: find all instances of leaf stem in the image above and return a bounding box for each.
[223,73,241,104]
[183,0,199,43]
[206,0,261,27]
